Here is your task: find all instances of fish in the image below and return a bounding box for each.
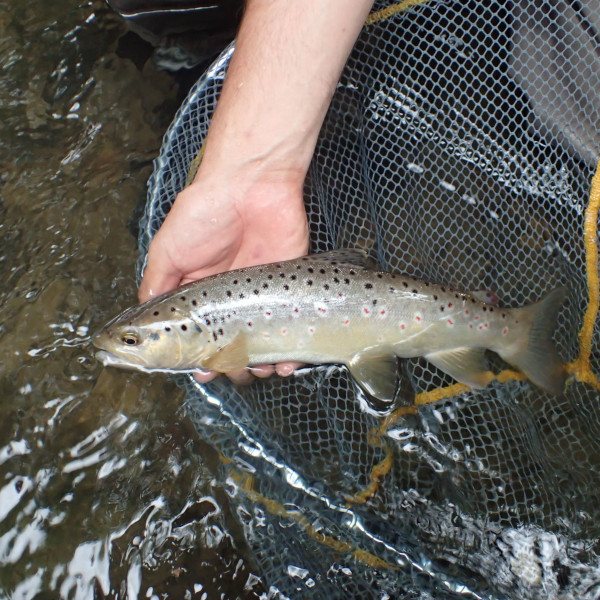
[92,249,567,401]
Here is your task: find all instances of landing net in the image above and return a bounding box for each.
[139,1,600,597]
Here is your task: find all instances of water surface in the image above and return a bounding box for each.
[0,2,258,597]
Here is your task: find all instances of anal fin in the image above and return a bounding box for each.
[347,351,399,404]
[424,348,494,389]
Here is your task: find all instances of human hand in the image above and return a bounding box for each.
[138,171,309,384]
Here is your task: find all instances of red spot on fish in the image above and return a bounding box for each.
[474,316,479,320]
[401,323,406,330]
[265,311,271,316]
[448,319,454,325]
[465,309,469,315]
[309,327,315,334]
[294,308,299,313]
[503,327,508,335]
[484,323,489,328]
[380,309,386,315]
[469,324,473,328]
[448,302,453,308]
[478,324,483,330]
[263,333,270,339]
[415,315,421,322]
[318,307,327,313]
[281,328,287,335]
[343,319,350,325]
[363,308,370,314]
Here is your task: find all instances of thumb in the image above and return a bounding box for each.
[138,244,182,303]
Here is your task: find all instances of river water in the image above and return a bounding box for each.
[0,2,259,597]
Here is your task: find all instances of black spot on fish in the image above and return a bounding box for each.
[344,278,350,284]
[489,307,493,312]
[502,313,506,318]
[441,286,446,292]
[181,324,187,331]
[192,300,197,307]
[246,277,251,283]
[153,311,159,316]
[268,274,273,280]
[324,284,329,290]
[263,283,269,289]
[205,319,211,326]
[425,282,430,286]
[171,307,176,312]
[389,286,396,292]
[233,279,238,285]
[213,331,218,341]
[296,264,302,270]
[365,283,373,289]
[284,284,290,291]
[254,289,260,295]
[226,290,232,297]
[307,267,314,273]
[372,299,378,305]
[333,268,339,274]
[349,270,356,275]
[433,295,438,300]
[402,282,408,288]
[218,328,224,336]
[180,296,186,301]
[248,321,253,327]
[279,273,285,278]
[165,327,171,332]
[482,306,487,312]
[412,289,418,294]
[291,275,297,281]
[471,298,476,303]
[301,257,309,261]
[319,268,326,274]
[239,293,245,299]
[202,291,207,297]
[333,277,340,283]
[307,280,313,286]
[377,273,383,279]
[440,306,445,311]
[455,294,460,298]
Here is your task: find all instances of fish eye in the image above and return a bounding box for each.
[121,333,139,346]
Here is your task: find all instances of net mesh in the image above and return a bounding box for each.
[138,1,600,597]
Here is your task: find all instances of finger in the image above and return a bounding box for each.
[138,246,182,303]
[193,370,219,384]
[248,364,276,378]
[226,369,255,385]
[275,361,304,377]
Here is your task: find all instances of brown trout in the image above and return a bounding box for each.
[93,250,567,400]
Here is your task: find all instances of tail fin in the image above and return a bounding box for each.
[499,287,567,395]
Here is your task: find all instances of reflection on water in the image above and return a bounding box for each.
[0,1,259,597]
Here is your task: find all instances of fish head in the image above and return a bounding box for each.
[92,302,209,373]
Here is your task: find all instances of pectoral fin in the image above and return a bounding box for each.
[203,334,249,372]
[347,351,399,403]
[424,348,494,389]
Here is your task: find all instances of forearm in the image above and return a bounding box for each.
[198,0,375,185]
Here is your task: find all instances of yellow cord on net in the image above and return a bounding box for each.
[365,0,431,26]
[228,466,399,570]
[566,159,600,391]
